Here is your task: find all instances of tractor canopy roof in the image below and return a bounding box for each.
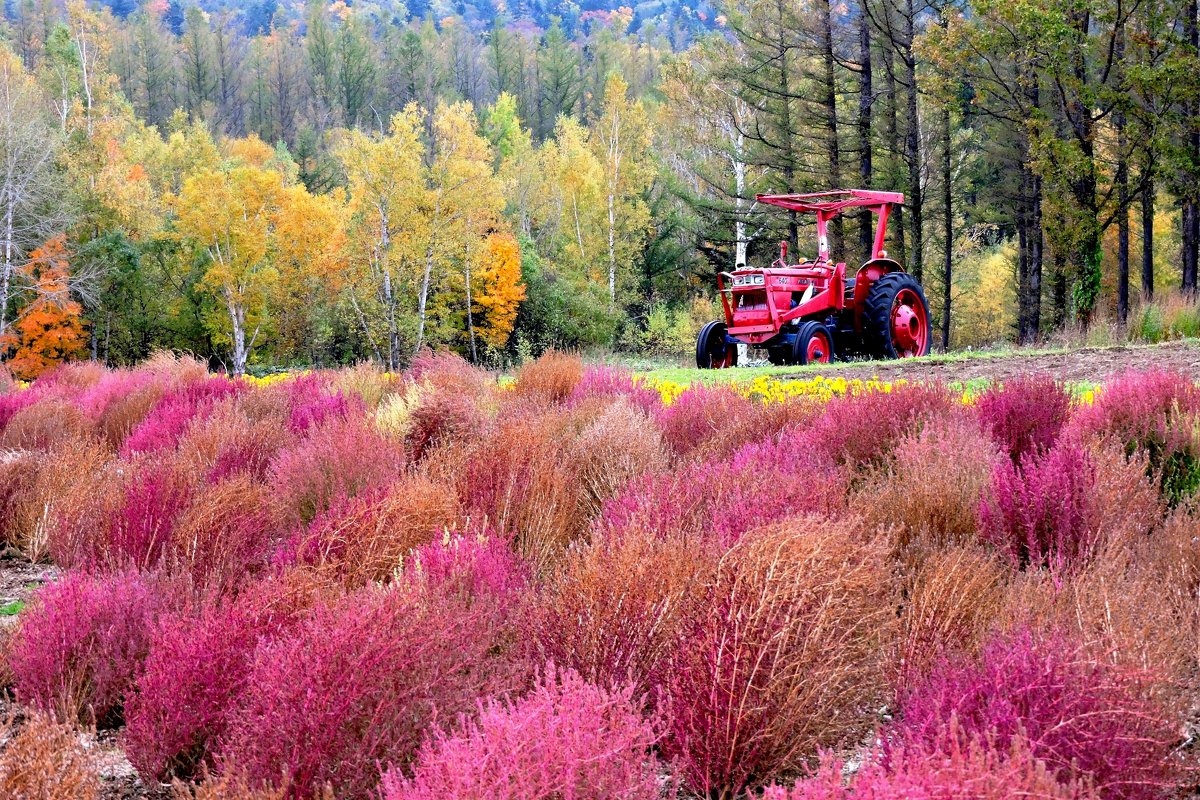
[756,189,904,215]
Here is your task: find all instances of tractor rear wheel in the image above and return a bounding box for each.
[863,273,931,358]
[696,321,738,369]
[793,321,834,365]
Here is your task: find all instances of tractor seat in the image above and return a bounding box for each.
[844,277,856,301]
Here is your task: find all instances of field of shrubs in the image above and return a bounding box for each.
[0,351,1199,799]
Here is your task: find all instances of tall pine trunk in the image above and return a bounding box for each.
[1142,163,1155,301]
[857,7,873,258]
[1186,0,1200,295]
[903,0,922,280]
[940,102,952,350]
[820,0,843,255]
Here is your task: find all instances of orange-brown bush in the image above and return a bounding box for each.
[526,528,717,696]
[511,350,583,405]
[0,712,100,800]
[689,397,825,463]
[450,412,588,573]
[292,475,461,587]
[0,399,93,451]
[140,351,210,385]
[32,442,120,565]
[176,401,294,483]
[171,771,290,800]
[165,475,284,596]
[96,382,166,450]
[892,545,1007,690]
[659,515,895,798]
[0,449,43,549]
[564,399,670,519]
[859,415,1003,554]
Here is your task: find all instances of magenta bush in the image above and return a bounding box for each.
[8,570,166,726]
[975,374,1071,462]
[122,378,242,456]
[216,582,518,800]
[100,460,193,571]
[802,383,959,470]
[74,369,153,423]
[654,383,754,458]
[406,534,529,607]
[380,664,665,800]
[978,441,1099,571]
[124,574,317,781]
[763,731,1096,799]
[597,438,848,547]
[269,417,405,524]
[283,374,361,434]
[568,366,661,414]
[894,627,1176,798]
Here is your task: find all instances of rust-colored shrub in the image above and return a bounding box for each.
[859,415,1002,554]
[140,351,210,385]
[0,449,43,549]
[405,387,490,463]
[892,546,1007,690]
[453,413,587,573]
[36,442,120,565]
[165,475,283,596]
[409,349,493,397]
[171,771,289,800]
[526,529,717,696]
[289,476,461,587]
[691,397,825,463]
[96,382,166,450]
[565,399,670,519]
[0,398,92,451]
[512,350,583,405]
[0,712,100,800]
[177,401,294,484]
[658,515,894,798]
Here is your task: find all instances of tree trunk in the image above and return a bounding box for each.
[1116,115,1129,324]
[883,42,906,263]
[857,7,873,258]
[820,0,843,255]
[0,197,13,342]
[1142,164,1154,301]
[226,293,247,377]
[466,257,477,363]
[903,0,922,280]
[940,102,952,350]
[1185,0,1200,295]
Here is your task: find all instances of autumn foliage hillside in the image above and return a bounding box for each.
[0,353,1198,799]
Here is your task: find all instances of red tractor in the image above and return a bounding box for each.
[696,189,931,368]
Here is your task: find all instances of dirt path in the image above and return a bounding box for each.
[814,339,1200,384]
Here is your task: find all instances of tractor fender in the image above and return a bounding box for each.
[851,258,905,332]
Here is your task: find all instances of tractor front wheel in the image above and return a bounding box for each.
[864,273,931,358]
[793,321,834,365]
[696,321,738,369]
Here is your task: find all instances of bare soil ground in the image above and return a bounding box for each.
[825,339,1200,384]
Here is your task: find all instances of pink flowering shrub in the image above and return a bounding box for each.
[282,374,361,434]
[802,383,960,470]
[122,378,242,456]
[101,459,194,571]
[8,570,167,726]
[979,441,1100,570]
[405,534,529,607]
[216,582,520,800]
[269,417,405,524]
[597,437,848,548]
[124,571,326,781]
[380,665,665,800]
[1070,370,1200,505]
[975,374,1071,463]
[763,729,1096,799]
[568,366,661,414]
[654,384,754,459]
[894,627,1177,798]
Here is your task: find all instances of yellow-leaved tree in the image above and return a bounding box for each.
[337,107,425,369]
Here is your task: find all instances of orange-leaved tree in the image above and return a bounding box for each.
[469,231,525,354]
[0,235,87,380]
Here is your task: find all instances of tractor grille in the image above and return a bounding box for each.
[735,291,768,311]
